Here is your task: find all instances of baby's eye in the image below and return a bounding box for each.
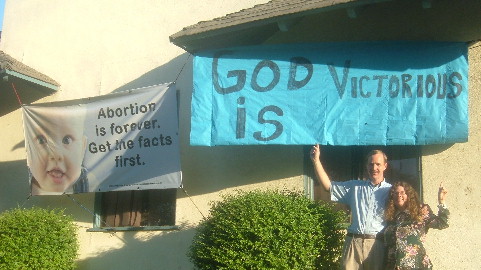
[62,135,73,145]
[36,135,47,145]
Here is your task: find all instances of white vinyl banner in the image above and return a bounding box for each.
[23,83,181,195]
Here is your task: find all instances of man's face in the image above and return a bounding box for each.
[366,153,387,181]
[28,116,86,193]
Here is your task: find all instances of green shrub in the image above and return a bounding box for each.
[0,207,79,270]
[188,190,347,270]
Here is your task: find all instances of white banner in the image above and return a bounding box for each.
[23,83,181,195]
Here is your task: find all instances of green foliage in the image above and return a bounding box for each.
[188,190,347,270]
[0,207,79,270]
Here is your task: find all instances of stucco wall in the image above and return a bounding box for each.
[0,1,306,269]
[263,2,481,268]
[420,43,481,269]
[1,1,480,269]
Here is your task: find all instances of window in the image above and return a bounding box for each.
[305,145,422,202]
[89,89,180,232]
[91,189,177,231]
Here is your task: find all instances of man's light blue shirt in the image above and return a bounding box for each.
[331,179,392,235]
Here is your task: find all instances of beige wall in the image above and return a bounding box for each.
[420,43,481,268]
[0,1,305,269]
[264,2,481,268]
[1,1,480,269]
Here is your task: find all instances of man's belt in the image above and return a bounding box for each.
[346,232,384,240]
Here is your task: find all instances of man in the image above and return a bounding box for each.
[310,144,391,270]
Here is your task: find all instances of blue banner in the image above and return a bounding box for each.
[191,41,468,146]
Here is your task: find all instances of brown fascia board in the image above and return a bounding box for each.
[169,0,393,52]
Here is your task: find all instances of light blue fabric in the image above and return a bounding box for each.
[331,179,392,235]
[191,41,468,146]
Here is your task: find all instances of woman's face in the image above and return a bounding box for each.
[393,186,408,209]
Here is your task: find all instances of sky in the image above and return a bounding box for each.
[0,0,5,31]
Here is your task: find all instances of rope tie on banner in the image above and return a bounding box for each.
[11,82,23,106]
[18,53,202,232]
[20,195,32,208]
[65,194,99,222]
[182,187,206,219]
[64,194,123,240]
[171,54,208,221]
[173,53,192,84]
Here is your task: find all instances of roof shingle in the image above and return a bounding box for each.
[0,51,59,87]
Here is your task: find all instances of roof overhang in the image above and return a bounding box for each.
[0,50,59,92]
[170,0,481,53]
[0,51,60,116]
[1,69,59,91]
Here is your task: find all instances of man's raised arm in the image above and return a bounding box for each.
[310,144,331,192]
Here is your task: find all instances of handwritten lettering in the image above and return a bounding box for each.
[207,48,466,144]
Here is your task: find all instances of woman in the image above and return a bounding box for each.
[384,181,449,269]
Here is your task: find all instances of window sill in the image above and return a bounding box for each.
[86,225,179,232]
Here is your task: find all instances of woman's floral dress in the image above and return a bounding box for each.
[384,204,449,270]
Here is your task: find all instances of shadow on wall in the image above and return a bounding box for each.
[111,52,305,196]
[76,225,197,270]
[0,159,98,224]
[422,143,455,156]
[0,54,191,215]
[1,51,304,224]
[111,53,192,94]
[0,160,31,211]
[0,78,55,117]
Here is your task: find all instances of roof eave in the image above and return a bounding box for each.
[169,0,394,52]
[2,69,59,91]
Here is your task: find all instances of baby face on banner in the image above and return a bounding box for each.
[26,107,87,194]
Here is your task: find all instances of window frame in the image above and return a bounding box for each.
[89,189,179,232]
[89,90,181,232]
[304,145,423,202]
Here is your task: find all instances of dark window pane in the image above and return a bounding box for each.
[309,145,421,201]
[98,189,176,228]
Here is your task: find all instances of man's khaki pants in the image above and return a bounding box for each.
[340,235,385,270]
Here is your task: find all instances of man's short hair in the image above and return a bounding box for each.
[366,149,388,164]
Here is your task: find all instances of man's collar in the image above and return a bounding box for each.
[369,178,387,187]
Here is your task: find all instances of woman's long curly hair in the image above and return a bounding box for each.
[385,181,423,223]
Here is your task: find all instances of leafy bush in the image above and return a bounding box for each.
[188,190,347,270]
[0,207,79,270]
